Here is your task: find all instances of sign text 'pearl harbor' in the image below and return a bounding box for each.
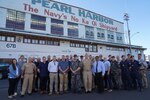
[23,0,117,31]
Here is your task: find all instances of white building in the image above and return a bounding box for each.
[0,0,146,61]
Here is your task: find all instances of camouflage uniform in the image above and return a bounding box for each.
[70,60,82,93]
[111,60,122,89]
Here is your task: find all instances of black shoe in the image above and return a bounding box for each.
[73,90,76,93]
[59,92,63,95]
[28,93,32,95]
[139,88,143,92]
[88,91,92,93]
[21,95,24,97]
[64,91,68,93]
[85,91,88,94]
[77,91,82,94]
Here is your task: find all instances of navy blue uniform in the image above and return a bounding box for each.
[38,62,48,91]
[120,60,132,90]
[129,60,142,90]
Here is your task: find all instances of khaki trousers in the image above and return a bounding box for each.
[59,73,68,92]
[21,74,34,95]
[83,71,92,92]
[140,70,148,88]
[49,73,58,93]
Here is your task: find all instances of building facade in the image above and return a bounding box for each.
[0,0,146,60]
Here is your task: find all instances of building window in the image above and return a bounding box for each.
[106,46,125,51]
[68,22,78,38]
[85,45,89,52]
[116,32,123,43]
[70,42,97,52]
[0,36,6,41]
[7,36,15,42]
[32,39,38,44]
[70,42,85,48]
[80,44,85,48]
[85,26,94,39]
[6,9,25,30]
[39,40,46,45]
[54,41,59,46]
[107,31,114,42]
[97,28,105,39]
[70,43,76,47]
[47,41,53,45]
[24,38,31,43]
[93,45,97,52]
[51,18,64,35]
[85,44,97,52]
[23,37,60,46]
[31,14,46,31]
[47,40,60,46]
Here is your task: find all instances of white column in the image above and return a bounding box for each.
[114,32,116,43]
[25,13,31,31]
[64,20,68,36]
[94,27,97,40]
[105,30,108,42]
[46,17,51,34]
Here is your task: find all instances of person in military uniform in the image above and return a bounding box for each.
[129,55,143,91]
[82,53,92,93]
[116,56,122,89]
[70,54,82,93]
[79,55,84,90]
[120,55,132,90]
[21,57,37,97]
[138,54,148,88]
[111,56,121,89]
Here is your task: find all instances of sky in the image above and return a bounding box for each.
[54,0,150,56]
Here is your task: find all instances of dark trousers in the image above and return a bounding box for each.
[8,78,17,96]
[68,70,72,90]
[47,74,50,92]
[122,73,132,90]
[40,76,47,91]
[14,75,23,92]
[95,72,104,93]
[14,76,20,93]
[131,72,142,89]
[35,74,40,90]
[71,74,82,93]
[104,71,112,89]
[20,78,23,90]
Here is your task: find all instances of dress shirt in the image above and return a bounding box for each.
[104,60,111,71]
[48,61,58,73]
[92,61,105,76]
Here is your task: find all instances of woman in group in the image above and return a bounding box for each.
[8,58,19,99]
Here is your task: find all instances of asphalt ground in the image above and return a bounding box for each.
[0,71,150,100]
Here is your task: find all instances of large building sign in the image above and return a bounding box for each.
[0,0,124,32]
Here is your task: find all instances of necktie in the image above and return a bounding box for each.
[96,61,98,73]
[54,61,56,65]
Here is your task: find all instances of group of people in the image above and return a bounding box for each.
[7,53,148,99]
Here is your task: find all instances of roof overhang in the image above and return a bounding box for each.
[0,27,146,50]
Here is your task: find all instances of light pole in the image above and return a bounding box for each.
[124,13,132,54]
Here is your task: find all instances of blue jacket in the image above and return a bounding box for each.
[38,62,48,77]
[8,64,18,78]
[129,60,140,73]
[120,60,130,74]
